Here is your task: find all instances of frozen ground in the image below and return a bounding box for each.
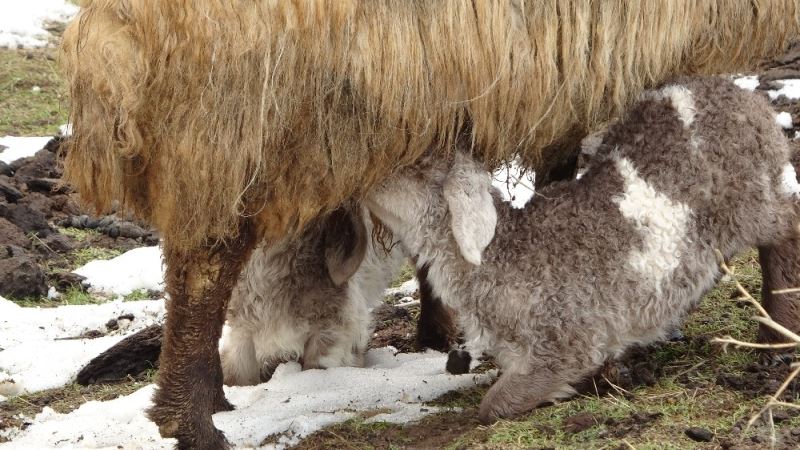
[0,1,77,49]
[0,296,165,395]
[1,350,493,449]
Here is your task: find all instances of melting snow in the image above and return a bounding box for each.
[0,136,52,164]
[73,246,165,296]
[767,79,800,100]
[384,278,419,298]
[0,296,165,395]
[0,0,78,49]
[2,349,494,449]
[776,112,794,129]
[733,75,759,91]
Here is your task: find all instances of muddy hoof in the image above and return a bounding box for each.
[149,405,230,450]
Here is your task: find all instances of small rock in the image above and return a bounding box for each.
[118,313,135,321]
[12,150,60,179]
[667,328,685,342]
[80,330,104,339]
[685,427,714,442]
[563,412,600,433]
[37,233,76,255]
[51,272,87,291]
[0,178,23,202]
[105,319,119,332]
[445,349,471,375]
[25,178,70,195]
[0,248,48,298]
[772,409,791,423]
[0,203,53,236]
[790,427,800,436]
[0,161,12,176]
[44,136,64,153]
[0,218,30,249]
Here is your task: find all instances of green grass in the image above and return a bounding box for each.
[389,263,416,288]
[57,227,101,242]
[6,287,102,307]
[123,289,153,302]
[69,247,122,269]
[0,48,67,136]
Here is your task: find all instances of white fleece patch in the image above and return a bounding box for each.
[642,85,696,128]
[614,157,692,289]
[781,164,800,196]
[661,85,696,128]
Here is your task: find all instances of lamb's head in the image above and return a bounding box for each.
[366,152,497,266]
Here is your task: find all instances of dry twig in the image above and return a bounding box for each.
[710,250,800,447]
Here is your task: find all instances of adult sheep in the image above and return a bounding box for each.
[60,1,800,448]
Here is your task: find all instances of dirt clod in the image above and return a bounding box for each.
[685,427,714,442]
[563,412,601,433]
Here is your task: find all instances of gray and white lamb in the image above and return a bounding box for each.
[364,77,800,422]
[220,204,406,385]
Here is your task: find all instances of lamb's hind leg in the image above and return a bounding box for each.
[478,368,577,424]
[148,222,258,450]
[758,236,800,345]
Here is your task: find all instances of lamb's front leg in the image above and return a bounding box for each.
[149,223,257,450]
[758,237,800,345]
[478,367,578,424]
[416,265,459,351]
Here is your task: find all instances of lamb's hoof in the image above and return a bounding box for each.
[446,349,472,375]
[758,350,793,367]
[477,401,502,425]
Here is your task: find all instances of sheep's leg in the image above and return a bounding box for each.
[416,265,459,351]
[149,223,257,450]
[220,327,260,386]
[758,237,800,344]
[478,368,576,424]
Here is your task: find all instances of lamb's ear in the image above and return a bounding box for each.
[323,205,368,286]
[443,154,497,266]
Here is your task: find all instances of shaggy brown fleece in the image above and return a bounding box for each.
[61,0,800,249]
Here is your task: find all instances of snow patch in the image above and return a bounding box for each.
[384,278,419,298]
[0,0,78,49]
[5,349,494,449]
[776,112,794,129]
[781,164,800,196]
[767,79,800,100]
[0,136,51,164]
[73,246,165,296]
[733,75,759,91]
[0,296,164,394]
